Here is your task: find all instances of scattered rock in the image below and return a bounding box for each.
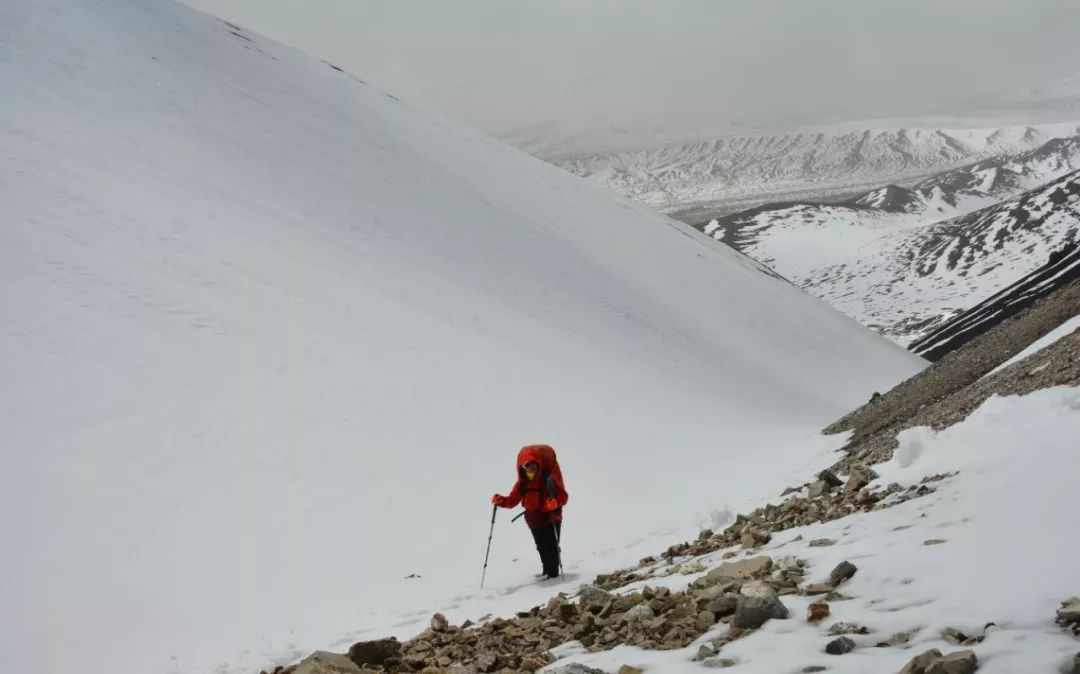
[803,667,828,673]
[808,480,832,498]
[817,469,844,487]
[807,602,830,622]
[696,556,773,587]
[293,651,363,674]
[699,529,714,540]
[809,538,836,547]
[923,539,947,546]
[521,656,547,671]
[705,593,739,617]
[347,638,401,667]
[898,649,978,674]
[624,603,655,622]
[1058,597,1080,635]
[740,580,777,599]
[618,666,644,674]
[825,636,856,655]
[828,621,869,636]
[578,585,611,607]
[732,595,789,629]
[803,583,834,596]
[828,561,857,586]
[550,665,607,674]
[876,627,919,647]
[701,657,737,668]
[695,643,718,661]
[430,613,449,632]
[741,531,771,549]
[843,464,878,494]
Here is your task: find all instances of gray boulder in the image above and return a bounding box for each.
[732,595,789,629]
[828,560,857,586]
[825,636,856,655]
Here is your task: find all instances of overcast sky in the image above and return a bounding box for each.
[183,0,1080,155]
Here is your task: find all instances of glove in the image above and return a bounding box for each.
[543,497,559,512]
[491,494,505,506]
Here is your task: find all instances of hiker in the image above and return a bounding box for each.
[491,444,569,579]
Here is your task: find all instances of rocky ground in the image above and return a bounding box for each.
[265,282,1079,674]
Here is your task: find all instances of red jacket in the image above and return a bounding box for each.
[497,445,568,528]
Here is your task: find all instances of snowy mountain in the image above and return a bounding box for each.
[702,136,1080,344]
[0,2,923,674]
[555,124,1080,220]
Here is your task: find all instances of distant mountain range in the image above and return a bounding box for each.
[699,133,1080,345]
[555,123,1080,221]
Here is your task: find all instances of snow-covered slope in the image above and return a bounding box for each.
[703,138,1080,344]
[0,2,924,674]
[556,124,1080,218]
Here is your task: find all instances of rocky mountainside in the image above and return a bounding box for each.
[272,265,1080,674]
[700,135,1080,345]
[911,241,1080,360]
[554,124,1080,220]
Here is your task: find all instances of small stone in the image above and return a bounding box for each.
[347,638,401,667]
[809,538,835,547]
[623,603,655,622]
[923,539,947,546]
[701,658,737,668]
[520,657,547,672]
[843,464,878,494]
[1058,597,1080,624]
[803,583,833,596]
[817,469,844,487]
[898,649,977,674]
[695,556,773,587]
[732,595,789,629]
[695,643,718,661]
[699,529,714,540]
[549,665,607,674]
[741,531,771,549]
[696,609,717,631]
[828,561,857,586]
[827,621,869,636]
[578,584,611,607]
[293,651,363,674]
[740,579,777,598]
[927,650,978,674]
[705,593,738,617]
[802,667,828,673]
[618,666,644,674]
[807,602,830,622]
[808,480,832,498]
[825,636,856,655]
[899,649,943,674]
[430,613,449,632]
[942,627,967,644]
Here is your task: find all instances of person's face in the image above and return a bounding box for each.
[523,461,539,480]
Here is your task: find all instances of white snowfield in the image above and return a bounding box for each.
[555,124,1080,216]
[0,2,923,674]
[546,387,1080,673]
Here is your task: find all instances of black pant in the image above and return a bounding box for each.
[530,520,562,578]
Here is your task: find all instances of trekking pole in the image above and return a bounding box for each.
[552,521,564,577]
[481,505,497,588]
